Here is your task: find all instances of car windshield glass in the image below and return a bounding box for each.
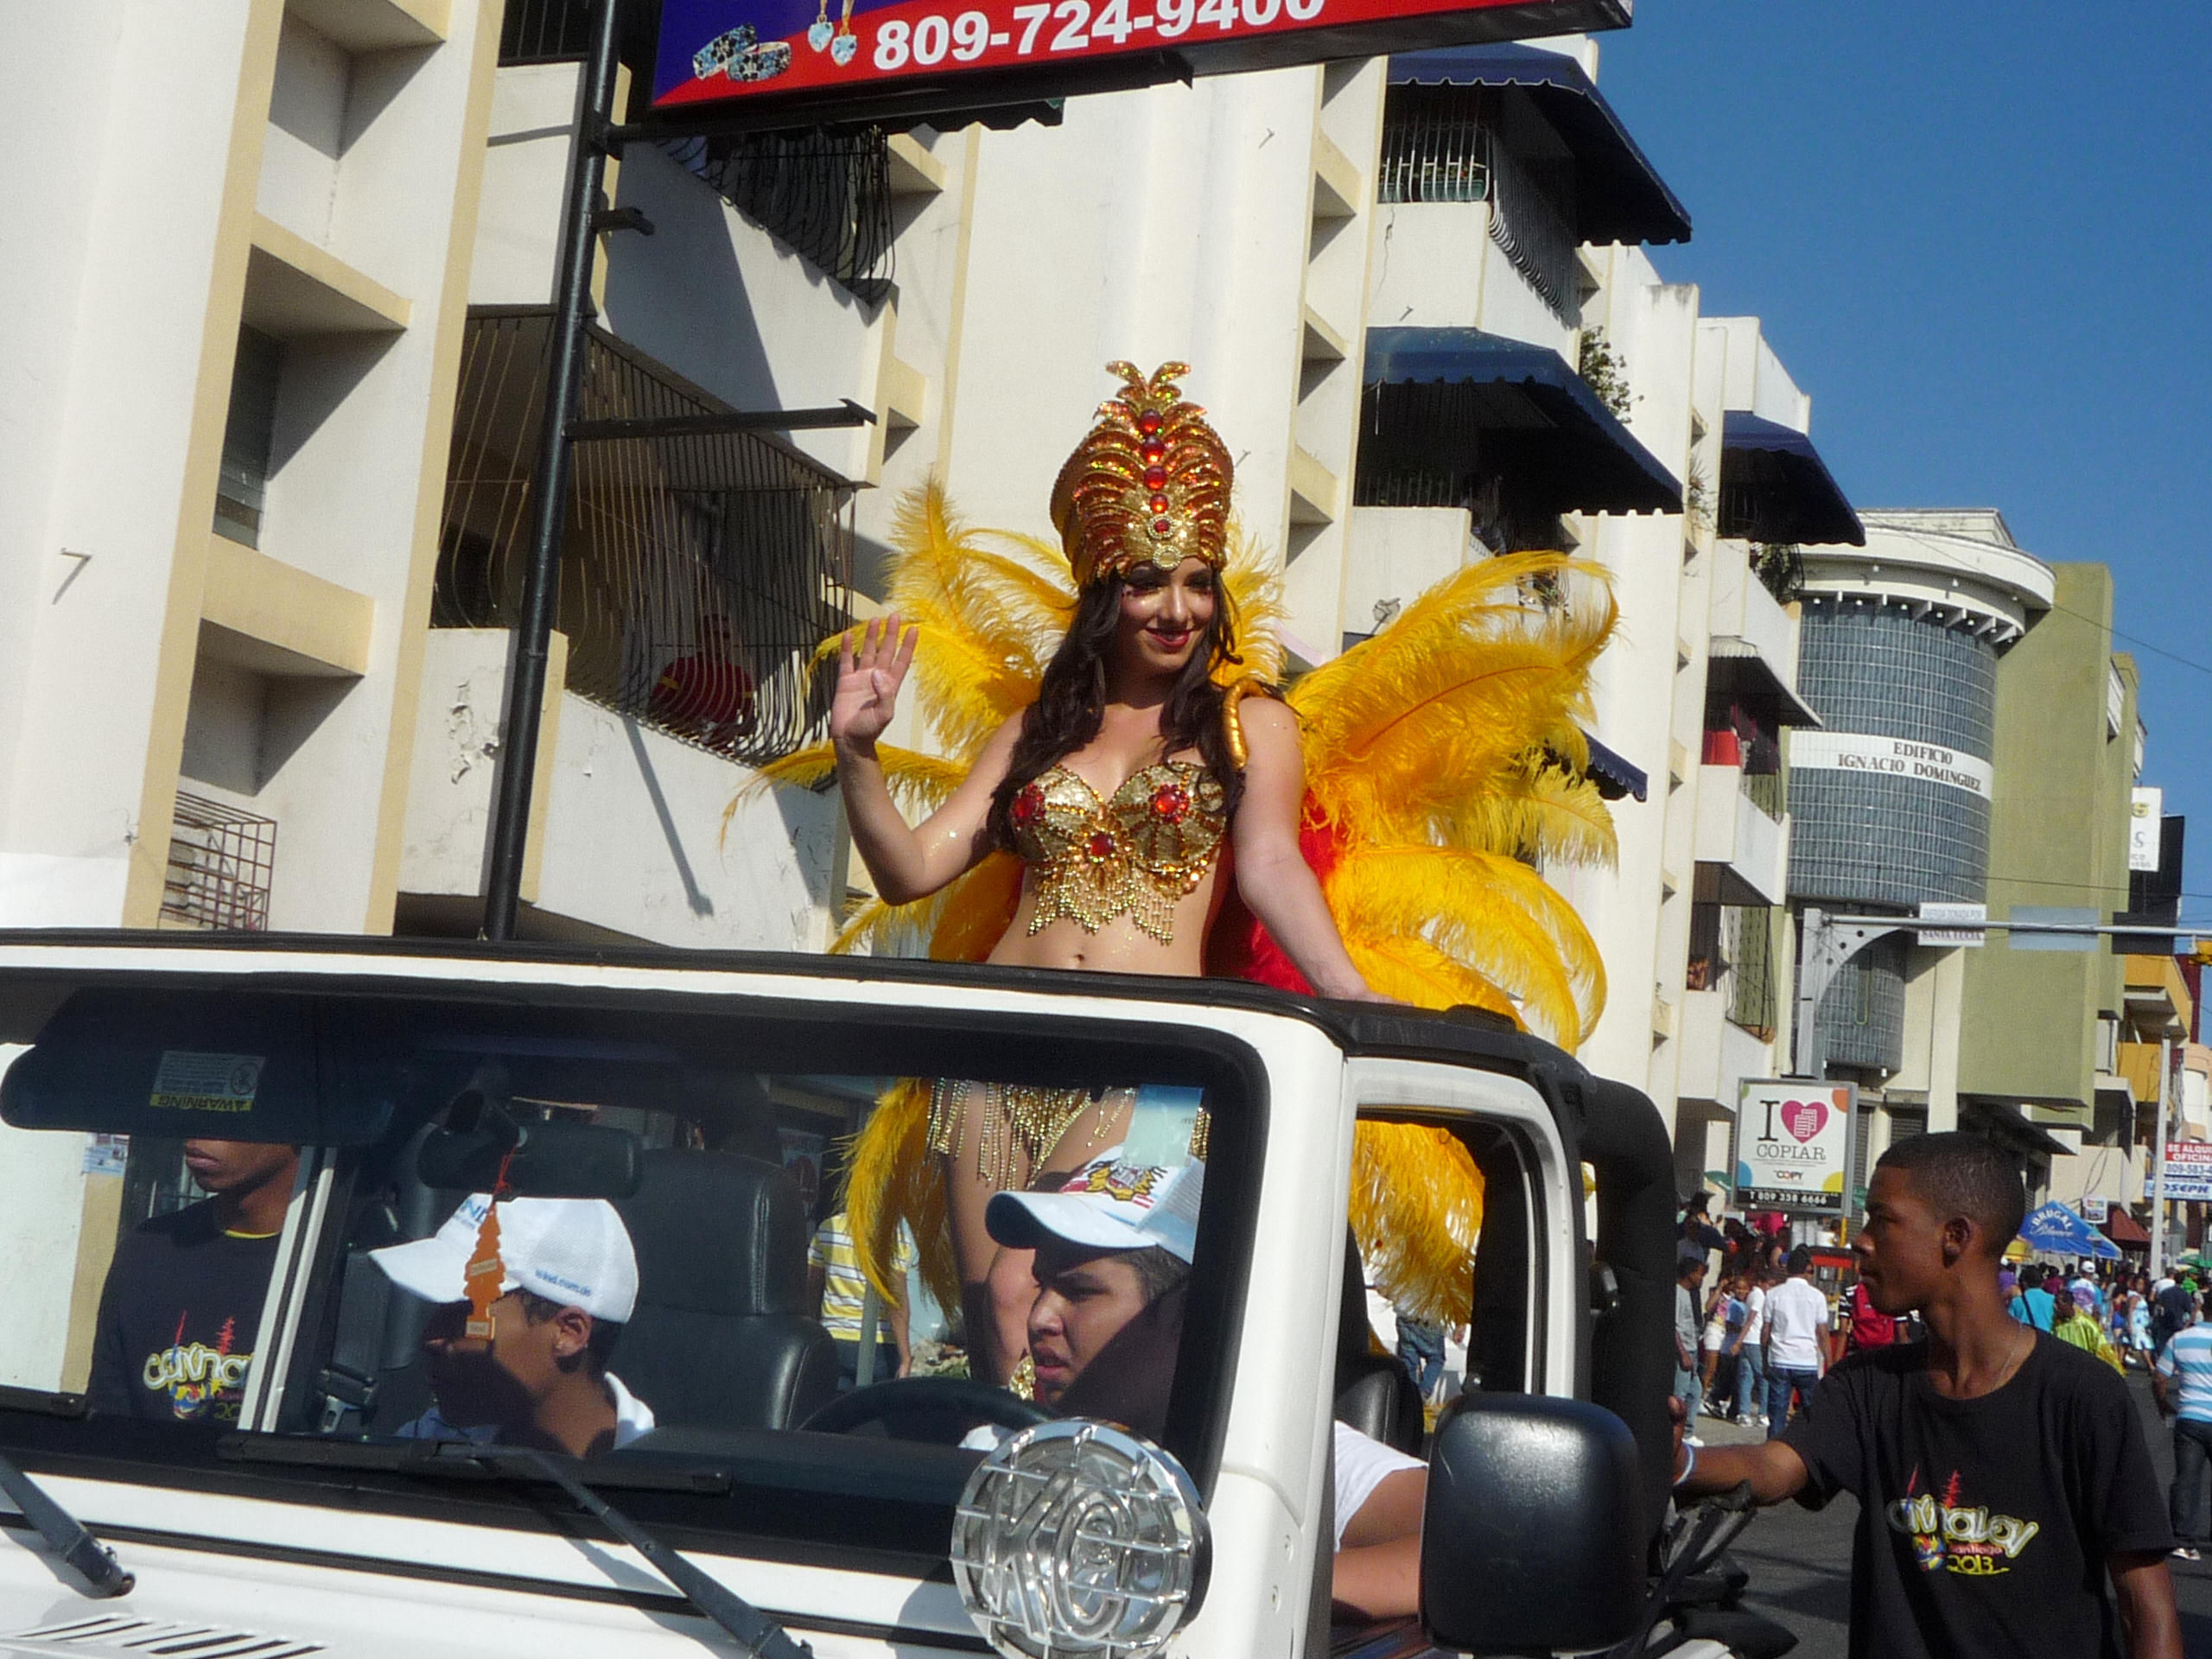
[0,975,1253,1547]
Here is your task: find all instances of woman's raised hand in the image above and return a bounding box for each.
[830,613,918,753]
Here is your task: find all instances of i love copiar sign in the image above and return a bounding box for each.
[1736,1080,1855,1215]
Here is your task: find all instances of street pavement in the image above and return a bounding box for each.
[1680,1365,2212,1657]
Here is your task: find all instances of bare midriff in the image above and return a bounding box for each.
[986,868,1226,976]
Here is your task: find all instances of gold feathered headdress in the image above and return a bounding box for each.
[1050,361,1232,586]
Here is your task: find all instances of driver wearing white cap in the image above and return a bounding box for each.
[987,1149,1427,1620]
[372,1195,655,1457]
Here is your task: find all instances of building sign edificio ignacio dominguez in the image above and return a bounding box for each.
[1788,730,1993,799]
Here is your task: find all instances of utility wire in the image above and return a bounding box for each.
[1822,525,2212,682]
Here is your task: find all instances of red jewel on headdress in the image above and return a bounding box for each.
[1143,466,1167,489]
[1149,493,1171,512]
[1138,411,1164,436]
[1012,783,1044,825]
[1141,440,1166,461]
[1152,784,1191,823]
[1085,830,1115,861]
[1151,517,1173,536]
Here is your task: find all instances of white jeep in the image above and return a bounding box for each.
[0,934,1775,1659]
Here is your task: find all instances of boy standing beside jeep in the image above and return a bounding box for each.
[1674,1133,2179,1659]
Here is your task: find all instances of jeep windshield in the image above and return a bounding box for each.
[0,963,1260,1571]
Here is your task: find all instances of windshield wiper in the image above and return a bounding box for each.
[220,1437,806,1659]
[0,1443,134,1599]
[512,1446,811,1659]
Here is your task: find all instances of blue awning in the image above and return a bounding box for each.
[1363,327,1682,518]
[1387,44,1690,246]
[1719,411,1865,547]
[1582,732,1647,803]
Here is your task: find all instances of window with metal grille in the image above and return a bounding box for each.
[1377,85,1491,205]
[1377,85,1577,323]
[1687,899,1726,994]
[214,327,283,549]
[436,308,855,768]
[1723,905,1780,1039]
[162,792,276,931]
[499,0,594,61]
[1687,901,1781,1039]
[664,128,895,302]
[1351,383,1567,553]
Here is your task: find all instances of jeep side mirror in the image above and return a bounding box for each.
[1420,1394,1644,1655]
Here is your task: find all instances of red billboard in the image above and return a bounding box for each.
[649,0,1630,124]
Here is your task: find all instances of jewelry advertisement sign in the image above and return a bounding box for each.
[1735,1078,1855,1215]
[651,0,1627,117]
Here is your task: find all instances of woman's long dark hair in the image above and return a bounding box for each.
[987,572,1247,849]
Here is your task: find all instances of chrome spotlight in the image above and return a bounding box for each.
[950,1419,1210,1659]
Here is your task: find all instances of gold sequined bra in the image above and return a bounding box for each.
[1008,760,1229,944]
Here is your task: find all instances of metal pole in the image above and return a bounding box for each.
[1792,907,1825,1081]
[483,0,623,941]
[2152,1037,2172,1283]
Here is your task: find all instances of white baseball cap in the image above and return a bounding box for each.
[985,1147,1203,1264]
[371,1194,640,1323]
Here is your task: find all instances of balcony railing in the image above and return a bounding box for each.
[664,128,896,303]
[1687,900,1780,1041]
[1742,766,1787,821]
[436,308,855,769]
[1377,84,1578,325]
[162,792,276,931]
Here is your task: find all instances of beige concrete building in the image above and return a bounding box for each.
[1,0,505,943]
[0,0,508,1392]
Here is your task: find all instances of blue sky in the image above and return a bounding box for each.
[1595,3,2212,919]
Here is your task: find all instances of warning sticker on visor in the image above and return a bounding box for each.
[150,1051,264,1115]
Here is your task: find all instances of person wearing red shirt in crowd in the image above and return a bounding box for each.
[650,614,755,753]
[1832,1274,1900,1365]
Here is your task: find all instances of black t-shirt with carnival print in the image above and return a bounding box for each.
[1783,1332,2171,1659]
[87,1199,282,1426]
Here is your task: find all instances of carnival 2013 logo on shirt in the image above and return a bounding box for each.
[1887,1471,2041,1576]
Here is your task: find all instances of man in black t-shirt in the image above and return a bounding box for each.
[87,1140,298,1425]
[1675,1132,2179,1659]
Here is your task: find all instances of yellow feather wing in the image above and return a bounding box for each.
[1291,555,1618,852]
[1437,761,1619,868]
[1219,523,1287,686]
[1327,843,1605,1049]
[884,486,1065,753]
[841,1077,957,1312]
[1352,1122,1483,1325]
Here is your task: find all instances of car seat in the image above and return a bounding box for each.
[610,1148,838,1432]
[1332,1231,1427,1456]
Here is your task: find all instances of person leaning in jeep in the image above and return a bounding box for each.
[981,1147,1427,1622]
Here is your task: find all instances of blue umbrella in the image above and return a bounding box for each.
[2018,1202,2123,1261]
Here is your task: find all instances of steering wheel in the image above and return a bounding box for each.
[801,1376,1053,1442]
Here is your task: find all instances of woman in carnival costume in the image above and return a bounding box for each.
[758,361,1620,1385]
